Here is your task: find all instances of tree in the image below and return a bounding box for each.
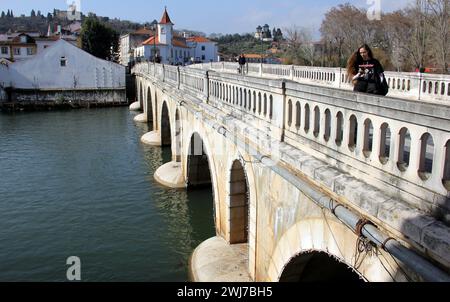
[320,4,380,67]
[47,12,53,21]
[31,10,36,17]
[1,11,5,19]
[80,17,119,61]
[284,26,313,65]
[37,10,42,17]
[425,0,449,73]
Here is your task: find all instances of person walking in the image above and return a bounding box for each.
[238,54,246,75]
[347,44,388,95]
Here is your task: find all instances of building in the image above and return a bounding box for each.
[0,23,80,62]
[119,27,154,67]
[186,36,218,63]
[255,24,273,42]
[1,39,125,104]
[133,8,218,65]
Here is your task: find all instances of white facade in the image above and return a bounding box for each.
[119,32,152,66]
[7,39,125,89]
[186,39,218,63]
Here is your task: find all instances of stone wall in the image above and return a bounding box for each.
[6,88,126,107]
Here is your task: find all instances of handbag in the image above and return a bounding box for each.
[375,73,389,96]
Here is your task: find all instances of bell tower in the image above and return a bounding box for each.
[158,7,173,45]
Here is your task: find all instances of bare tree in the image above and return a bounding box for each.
[383,11,415,71]
[425,0,449,73]
[320,4,380,66]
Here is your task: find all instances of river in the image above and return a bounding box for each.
[0,107,215,281]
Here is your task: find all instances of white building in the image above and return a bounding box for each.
[119,28,154,66]
[6,39,124,90]
[134,8,218,65]
[186,36,218,63]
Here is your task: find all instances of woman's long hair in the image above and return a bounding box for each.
[346,44,374,78]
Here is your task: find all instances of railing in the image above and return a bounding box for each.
[132,62,450,209]
[190,62,450,103]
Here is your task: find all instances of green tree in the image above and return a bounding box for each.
[31,9,36,17]
[1,11,5,18]
[80,17,119,61]
[47,12,53,21]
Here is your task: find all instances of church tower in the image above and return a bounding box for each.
[158,7,173,45]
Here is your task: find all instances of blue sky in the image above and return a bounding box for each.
[1,0,412,35]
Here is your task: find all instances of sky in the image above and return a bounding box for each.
[1,0,413,36]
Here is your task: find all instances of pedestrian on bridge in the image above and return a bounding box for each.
[347,44,388,96]
[238,54,246,75]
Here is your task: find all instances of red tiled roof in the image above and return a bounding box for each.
[142,35,163,46]
[187,36,211,43]
[172,39,189,48]
[134,28,154,35]
[160,8,173,24]
[142,35,189,48]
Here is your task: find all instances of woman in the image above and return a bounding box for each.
[347,44,387,95]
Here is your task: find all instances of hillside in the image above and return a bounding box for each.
[0,9,144,35]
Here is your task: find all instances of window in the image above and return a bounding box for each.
[1,47,8,55]
[20,36,27,43]
[60,56,67,67]
[14,48,20,55]
[202,55,205,60]
[201,46,206,51]
[27,48,34,55]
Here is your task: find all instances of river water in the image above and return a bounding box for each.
[0,107,215,281]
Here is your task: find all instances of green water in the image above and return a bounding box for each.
[0,108,215,281]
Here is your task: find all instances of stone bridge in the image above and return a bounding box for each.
[131,62,450,282]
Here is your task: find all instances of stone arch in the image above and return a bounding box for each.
[443,140,450,190]
[146,86,153,123]
[184,130,221,236]
[139,81,144,111]
[228,160,250,244]
[175,108,182,162]
[268,218,401,282]
[186,132,212,188]
[279,251,364,282]
[154,89,159,130]
[160,101,172,147]
[418,132,434,180]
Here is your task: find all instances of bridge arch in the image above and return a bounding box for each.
[174,108,182,162]
[268,218,400,282]
[146,86,153,123]
[185,131,221,235]
[139,81,144,111]
[160,101,172,147]
[279,251,364,282]
[228,160,250,244]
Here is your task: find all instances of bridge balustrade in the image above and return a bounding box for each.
[191,62,450,103]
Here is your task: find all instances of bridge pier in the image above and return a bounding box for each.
[189,236,252,282]
[154,161,185,189]
[129,101,141,111]
[141,131,162,146]
[134,113,147,123]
